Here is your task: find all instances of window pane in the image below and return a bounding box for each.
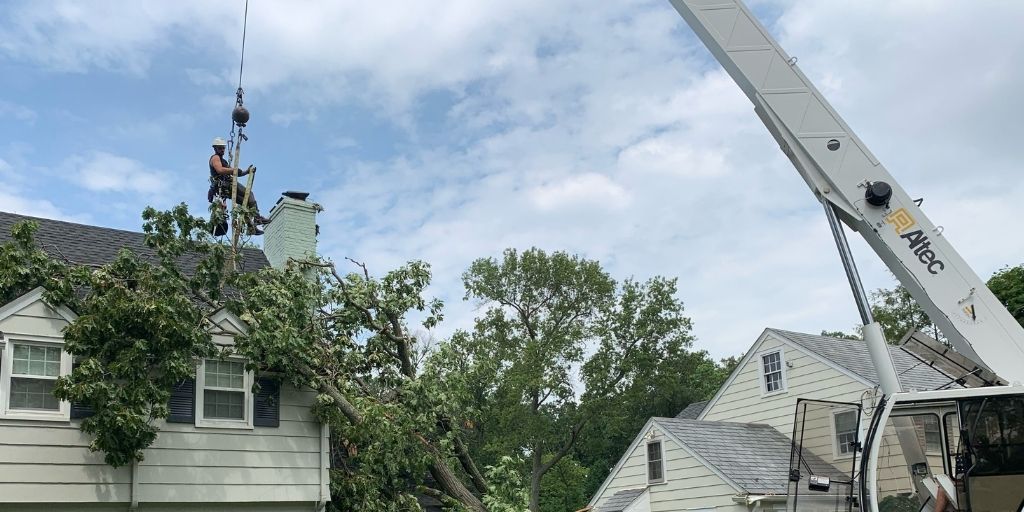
[12,344,62,377]
[835,411,858,454]
[10,377,59,410]
[647,442,664,482]
[204,359,244,389]
[204,390,244,420]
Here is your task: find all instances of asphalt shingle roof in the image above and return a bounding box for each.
[0,211,269,275]
[597,488,645,512]
[769,329,959,391]
[655,417,848,495]
[675,400,708,419]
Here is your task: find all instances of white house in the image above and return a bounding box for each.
[0,192,330,511]
[588,328,965,512]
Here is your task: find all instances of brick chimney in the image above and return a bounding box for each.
[263,191,320,269]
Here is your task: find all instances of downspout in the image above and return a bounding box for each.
[316,422,329,511]
[130,460,140,509]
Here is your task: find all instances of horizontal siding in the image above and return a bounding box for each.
[138,484,321,503]
[595,427,741,512]
[0,483,131,502]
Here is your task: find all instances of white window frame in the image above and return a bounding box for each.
[831,410,859,459]
[0,335,72,421]
[195,357,253,429]
[758,348,787,396]
[645,439,665,484]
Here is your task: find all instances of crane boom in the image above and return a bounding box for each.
[668,0,1024,384]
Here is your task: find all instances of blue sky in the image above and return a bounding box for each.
[2,0,1023,359]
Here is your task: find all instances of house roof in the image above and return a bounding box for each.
[596,488,645,512]
[675,400,708,419]
[768,329,960,391]
[0,211,269,274]
[654,417,848,495]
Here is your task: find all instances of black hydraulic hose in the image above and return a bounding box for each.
[859,395,888,510]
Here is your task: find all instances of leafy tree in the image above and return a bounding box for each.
[869,285,941,343]
[2,206,508,511]
[820,330,861,341]
[444,248,704,511]
[988,264,1024,328]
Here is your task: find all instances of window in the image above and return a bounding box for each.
[0,338,72,420]
[760,350,786,394]
[834,410,858,457]
[195,358,253,428]
[646,440,664,484]
[913,415,942,453]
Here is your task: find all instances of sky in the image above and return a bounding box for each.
[1,0,1022,360]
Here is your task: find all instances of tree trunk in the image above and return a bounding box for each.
[430,457,487,512]
[529,448,543,512]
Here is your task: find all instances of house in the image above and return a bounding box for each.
[588,328,963,511]
[0,192,330,511]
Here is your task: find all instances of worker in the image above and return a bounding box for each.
[208,137,270,235]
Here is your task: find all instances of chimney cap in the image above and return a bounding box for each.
[282,191,310,201]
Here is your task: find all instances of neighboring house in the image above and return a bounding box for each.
[589,328,963,511]
[0,192,330,511]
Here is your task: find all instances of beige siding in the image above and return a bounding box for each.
[593,426,745,512]
[0,296,325,507]
[702,333,914,496]
[0,297,69,338]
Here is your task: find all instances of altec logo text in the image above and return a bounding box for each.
[884,208,945,275]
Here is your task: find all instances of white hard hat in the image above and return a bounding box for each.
[212,137,227,147]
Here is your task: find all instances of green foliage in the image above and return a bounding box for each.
[878,495,919,512]
[483,457,530,512]
[988,264,1024,328]
[869,285,940,343]
[538,456,587,512]
[440,247,717,511]
[0,221,73,305]
[820,330,861,341]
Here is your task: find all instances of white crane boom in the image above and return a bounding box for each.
[668,0,1024,384]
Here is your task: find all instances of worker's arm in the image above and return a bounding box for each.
[210,156,250,176]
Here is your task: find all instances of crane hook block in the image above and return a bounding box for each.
[232,105,250,126]
[865,181,892,207]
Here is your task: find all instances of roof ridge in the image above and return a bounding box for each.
[0,211,148,238]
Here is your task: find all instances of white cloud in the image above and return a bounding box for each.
[64,151,170,195]
[529,173,631,212]
[0,100,36,122]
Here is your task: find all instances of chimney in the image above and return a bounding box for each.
[263,191,320,269]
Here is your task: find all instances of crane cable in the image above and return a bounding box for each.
[225,0,250,165]
[228,0,254,259]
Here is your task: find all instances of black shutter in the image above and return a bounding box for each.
[167,378,195,424]
[69,360,95,419]
[70,401,95,419]
[253,377,280,427]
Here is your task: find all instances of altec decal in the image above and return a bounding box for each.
[884,208,945,275]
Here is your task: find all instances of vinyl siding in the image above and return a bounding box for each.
[593,426,744,512]
[701,333,914,496]
[0,295,325,507]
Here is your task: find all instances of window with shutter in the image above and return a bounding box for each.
[196,357,254,429]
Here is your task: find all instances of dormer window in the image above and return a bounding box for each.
[759,349,787,395]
